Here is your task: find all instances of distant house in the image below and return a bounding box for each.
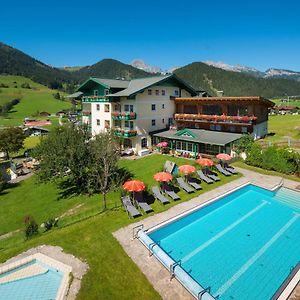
[65,91,83,100]
[56,111,66,117]
[24,126,49,136]
[39,111,51,117]
[276,106,299,115]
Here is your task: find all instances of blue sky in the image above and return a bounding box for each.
[1,0,300,71]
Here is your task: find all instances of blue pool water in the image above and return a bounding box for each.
[0,259,63,300]
[149,185,300,300]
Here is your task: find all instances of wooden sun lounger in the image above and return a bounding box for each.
[152,186,170,204]
[216,164,232,176]
[163,182,180,201]
[187,176,202,190]
[197,170,214,184]
[121,196,141,218]
[134,192,153,213]
[176,177,194,193]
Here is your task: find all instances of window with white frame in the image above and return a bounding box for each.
[162,103,165,109]
[155,90,159,96]
[96,119,100,126]
[104,89,109,95]
[141,138,147,148]
[94,90,98,96]
[152,119,156,126]
[148,89,152,95]
[124,104,134,112]
[161,90,166,96]
[125,120,134,130]
[174,90,179,96]
[104,104,110,112]
[151,104,156,111]
[96,104,100,111]
[105,120,110,128]
[162,118,165,124]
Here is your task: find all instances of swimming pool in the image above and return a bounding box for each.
[0,254,69,300]
[140,184,300,300]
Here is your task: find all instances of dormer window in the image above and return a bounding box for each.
[94,90,98,96]
[105,89,109,95]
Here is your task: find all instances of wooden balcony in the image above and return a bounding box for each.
[82,96,109,103]
[174,114,257,125]
[113,128,137,138]
[111,112,137,120]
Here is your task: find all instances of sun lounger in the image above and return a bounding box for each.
[121,196,141,218]
[176,177,194,193]
[163,182,180,200]
[134,192,153,213]
[197,170,214,184]
[187,176,202,190]
[216,164,232,176]
[224,163,239,174]
[152,186,170,204]
[204,169,221,182]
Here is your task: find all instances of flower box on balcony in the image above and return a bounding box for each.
[111,112,136,120]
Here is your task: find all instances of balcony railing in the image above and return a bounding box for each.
[113,128,137,138]
[174,114,257,125]
[111,112,137,120]
[82,96,109,103]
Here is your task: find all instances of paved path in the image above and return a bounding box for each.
[114,167,300,300]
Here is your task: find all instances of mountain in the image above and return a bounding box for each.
[131,59,162,74]
[174,62,300,98]
[0,42,73,88]
[73,59,150,81]
[203,61,300,81]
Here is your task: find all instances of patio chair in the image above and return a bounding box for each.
[121,196,141,218]
[204,168,221,182]
[223,162,239,174]
[216,164,232,176]
[134,192,153,213]
[197,170,214,184]
[187,176,202,190]
[163,182,180,201]
[176,177,194,193]
[152,186,170,204]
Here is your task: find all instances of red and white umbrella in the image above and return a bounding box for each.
[196,158,214,167]
[178,165,196,175]
[153,172,173,182]
[216,153,232,161]
[123,180,145,192]
[156,141,168,148]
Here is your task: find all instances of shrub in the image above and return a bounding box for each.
[41,217,59,231]
[234,134,254,154]
[23,215,39,239]
[245,143,263,167]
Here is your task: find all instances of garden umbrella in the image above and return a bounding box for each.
[196,158,214,167]
[216,153,232,161]
[156,141,168,148]
[153,172,173,182]
[178,165,196,174]
[123,180,145,192]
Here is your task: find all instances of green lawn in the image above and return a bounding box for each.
[0,154,241,299]
[271,98,300,108]
[0,75,71,127]
[265,114,300,142]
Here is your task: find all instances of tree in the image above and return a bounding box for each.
[0,127,25,159]
[88,132,120,209]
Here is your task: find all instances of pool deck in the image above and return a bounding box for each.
[113,167,300,300]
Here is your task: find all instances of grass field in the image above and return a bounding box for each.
[271,98,300,107]
[0,75,71,127]
[264,114,300,143]
[0,154,241,299]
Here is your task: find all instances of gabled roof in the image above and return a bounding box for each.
[154,129,243,146]
[77,77,130,91]
[107,74,197,97]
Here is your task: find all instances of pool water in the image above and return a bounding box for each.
[0,259,63,300]
[149,185,300,300]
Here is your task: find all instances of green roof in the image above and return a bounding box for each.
[107,74,197,97]
[154,128,243,146]
[77,77,130,91]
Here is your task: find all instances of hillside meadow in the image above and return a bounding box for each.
[0,75,71,127]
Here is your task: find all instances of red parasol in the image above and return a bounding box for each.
[156,141,168,148]
[216,153,232,161]
[153,172,173,182]
[178,165,196,174]
[123,180,145,192]
[196,158,214,167]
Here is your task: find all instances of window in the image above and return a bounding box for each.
[168,118,173,125]
[96,104,100,111]
[104,104,110,112]
[148,89,152,95]
[155,90,159,96]
[94,90,98,96]
[141,138,147,148]
[114,120,121,128]
[104,89,109,95]
[96,119,100,126]
[124,104,134,112]
[174,90,179,96]
[105,120,110,128]
[162,118,165,124]
[151,119,156,126]
[241,127,248,133]
[203,105,222,115]
[114,104,121,112]
[151,104,156,111]
[125,120,134,130]
[162,103,165,109]
[187,143,193,152]
[162,90,166,96]
[183,105,197,114]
